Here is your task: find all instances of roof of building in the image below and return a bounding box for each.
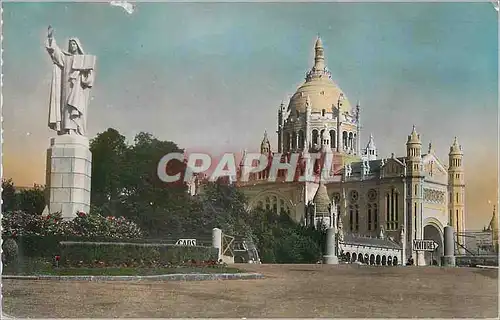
[313,181,331,213]
[343,234,402,249]
[287,37,352,115]
[407,125,421,144]
[449,136,463,156]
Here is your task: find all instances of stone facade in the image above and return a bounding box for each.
[231,37,466,266]
[45,135,92,219]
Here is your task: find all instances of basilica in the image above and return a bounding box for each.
[232,37,466,266]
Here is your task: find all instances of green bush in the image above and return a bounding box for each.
[2,238,19,264]
[60,241,218,267]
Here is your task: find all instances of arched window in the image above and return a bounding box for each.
[355,204,359,232]
[312,130,319,146]
[367,204,372,231]
[256,195,292,217]
[386,188,399,230]
[298,130,305,149]
[292,132,297,149]
[284,132,291,152]
[349,205,354,232]
[330,130,336,148]
[342,131,348,150]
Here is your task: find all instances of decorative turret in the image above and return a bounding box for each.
[313,180,331,214]
[448,136,465,246]
[363,134,377,161]
[406,125,422,173]
[260,130,271,155]
[313,36,325,71]
[407,126,421,154]
[306,36,332,81]
[486,205,498,253]
[427,141,434,154]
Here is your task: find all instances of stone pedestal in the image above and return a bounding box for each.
[45,135,92,220]
[323,227,339,265]
[417,251,426,266]
[442,225,456,267]
[212,228,223,261]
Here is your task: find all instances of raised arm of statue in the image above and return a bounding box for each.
[45,26,64,67]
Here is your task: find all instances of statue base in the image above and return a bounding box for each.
[45,135,92,220]
[323,255,339,265]
[441,255,456,267]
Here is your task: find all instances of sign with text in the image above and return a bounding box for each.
[176,239,197,246]
[413,239,439,252]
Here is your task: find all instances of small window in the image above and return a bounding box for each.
[322,109,326,117]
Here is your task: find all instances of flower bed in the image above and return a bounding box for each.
[2,210,143,239]
[59,241,218,268]
[2,257,242,276]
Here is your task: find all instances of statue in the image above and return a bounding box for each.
[45,25,96,136]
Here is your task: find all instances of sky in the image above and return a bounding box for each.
[2,2,498,229]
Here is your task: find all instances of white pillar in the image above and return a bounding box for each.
[323,227,339,264]
[442,225,456,267]
[46,135,92,220]
[212,228,222,261]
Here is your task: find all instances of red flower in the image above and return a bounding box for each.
[55,255,60,261]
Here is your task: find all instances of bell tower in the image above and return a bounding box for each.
[448,137,465,248]
[406,126,425,265]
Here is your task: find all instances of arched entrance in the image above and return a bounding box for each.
[423,223,444,266]
[370,254,375,265]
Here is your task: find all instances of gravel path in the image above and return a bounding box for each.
[2,264,498,318]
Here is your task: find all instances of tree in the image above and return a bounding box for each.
[16,184,46,215]
[90,128,128,212]
[1,180,46,215]
[2,179,17,212]
[87,128,325,263]
[115,132,189,237]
